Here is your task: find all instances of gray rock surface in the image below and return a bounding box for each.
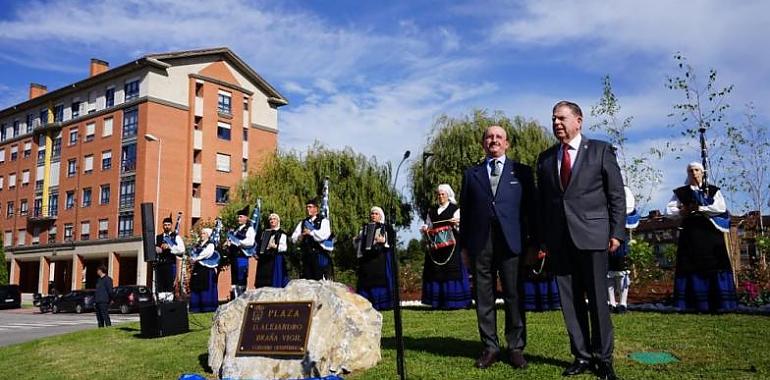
[208,279,382,379]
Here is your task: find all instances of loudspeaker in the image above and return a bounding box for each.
[140,301,189,337]
[141,202,157,262]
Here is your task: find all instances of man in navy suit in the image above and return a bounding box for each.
[536,101,625,380]
[460,125,536,370]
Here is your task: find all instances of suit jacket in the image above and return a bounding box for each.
[460,157,537,255]
[536,137,625,254]
[95,275,113,304]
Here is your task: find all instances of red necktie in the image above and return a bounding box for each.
[560,143,571,189]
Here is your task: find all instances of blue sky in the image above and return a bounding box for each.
[1,0,768,217]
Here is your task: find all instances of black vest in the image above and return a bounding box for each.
[300,216,325,252]
[155,233,175,264]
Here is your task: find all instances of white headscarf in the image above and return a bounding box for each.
[268,213,281,228]
[200,228,213,241]
[370,206,386,223]
[686,161,705,185]
[437,184,457,204]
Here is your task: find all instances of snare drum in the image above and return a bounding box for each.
[426,225,456,251]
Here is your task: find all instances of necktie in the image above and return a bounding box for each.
[560,143,571,189]
[490,159,501,195]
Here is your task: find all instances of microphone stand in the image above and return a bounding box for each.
[390,150,410,380]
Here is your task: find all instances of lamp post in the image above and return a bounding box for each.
[144,134,162,224]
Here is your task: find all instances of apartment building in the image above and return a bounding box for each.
[1,47,287,298]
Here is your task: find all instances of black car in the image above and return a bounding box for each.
[0,285,21,309]
[109,285,154,314]
[53,290,95,314]
[35,293,61,313]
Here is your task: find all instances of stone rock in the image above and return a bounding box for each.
[208,279,383,379]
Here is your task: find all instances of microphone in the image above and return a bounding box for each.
[403,150,411,160]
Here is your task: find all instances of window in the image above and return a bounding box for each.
[242,158,248,173]
[40,109,48,126]
[121,143,136,172]
[10,145,17,161]
[54,104,64,123]
[85,123,95,141]
[80,221,90,241]
[0,176,3,190]
[64,224,73,242]
[3,231,11,246]
[69,128,78,145]
[12,120,19,137]
[217,92,232,114]
[243,98,249,111]
[101,150,112,170]
[33,198,42,217]
[243,127,248,141]
[118,213,134,238]
[16,229,25,246]
[67,159,77,177]
[103,117,113,137]
[19,199,28,216]
[100,184,110,205]
[65,191,75,209]
[216,153,231,172]
[48,226,57,244]
[119,178,135,208]
[215,186,229,203]
[6,202,13,217]
[82,187,92,207]
[83,155,94,174]
[52,137,61,158]
[105,87,115,108]
[122,108,138,138]
[48,193,58,217]
[217,122,231,140]
[0,124,5,141]
[98,219,109,239]
[21,170,29,186]
[8,173,16,188]
[71,101,80,118]
[26,114,34,132]
[23,141,31,158]
[124,80,139,100]
[31,226,40,245]
[0,149,5,163]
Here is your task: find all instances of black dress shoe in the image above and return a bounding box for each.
[474,349,499,369]
[562,359,592,376]
[596,360,617,380]
[508,349,528,369]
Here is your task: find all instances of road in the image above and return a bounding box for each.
[0,307,139,347]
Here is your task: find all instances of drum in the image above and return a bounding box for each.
[426,225,456,251]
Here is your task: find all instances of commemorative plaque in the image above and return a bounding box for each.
[236,301,314,357]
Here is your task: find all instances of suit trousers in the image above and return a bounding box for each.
[95,302,111,328]
[555,232,614,361]
[472,220,526,352]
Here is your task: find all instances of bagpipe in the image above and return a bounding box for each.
[304,177,334,251]
[163,212,182,247]
[190,218,222,268]
[227,199,261,256]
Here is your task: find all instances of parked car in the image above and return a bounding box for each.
[36,293,61,313]
[109,285,154,314]
[53,290,95,314]
[0,285,21,310]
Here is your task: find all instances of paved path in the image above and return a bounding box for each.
[0,307,139,347]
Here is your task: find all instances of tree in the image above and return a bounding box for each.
[725,103,770,220]
[0,239,7,285]
[666,52,734,194]
[590,75,663,214]
[409,109,554,220]
[221,142,412,272]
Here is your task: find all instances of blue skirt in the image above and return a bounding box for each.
[272,255,290,288]
[521,277,561,311]
[674,271,737,313]
[357,251,395,310]
[421,263,472,310]
[190,269,218,313]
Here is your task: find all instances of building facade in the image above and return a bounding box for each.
[1,48,287,298]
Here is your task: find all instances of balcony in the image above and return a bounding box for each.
[191,197,201,218]
[192,163,202,183]
[119,195,135,211]
[195,96,203,117]
[121,160,136,174]
[29,206,58,221]
[193,129,203,150]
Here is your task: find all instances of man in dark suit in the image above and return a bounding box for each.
[94,265,113,328]
[460,125,537,370]
[536,101,625,380]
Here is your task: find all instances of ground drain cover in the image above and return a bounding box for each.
[628,352,679,365]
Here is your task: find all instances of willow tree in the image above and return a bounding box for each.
[221,142,412,271]
[409,109,554,220]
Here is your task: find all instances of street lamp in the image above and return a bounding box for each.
[144,134,162,225]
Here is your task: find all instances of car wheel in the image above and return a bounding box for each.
[120,304,130,314]
[52,305,59,314]
[39,306,46,314]
[75,304,83,314]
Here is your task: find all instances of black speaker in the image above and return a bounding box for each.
[141,202,157,262]
[139,301,189,337]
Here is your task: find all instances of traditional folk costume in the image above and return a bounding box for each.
[607,186,640,313]
[189,228,219,313]
[421,185,472,310]
[356,207,396,310]
[291,200,334,280]
[154,216,185,302]
[228,206,256,298]
[520,249,561,311]
[666,162,737,313]
[255,213,290,288]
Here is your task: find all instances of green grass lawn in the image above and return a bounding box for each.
[1,309,768,379]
